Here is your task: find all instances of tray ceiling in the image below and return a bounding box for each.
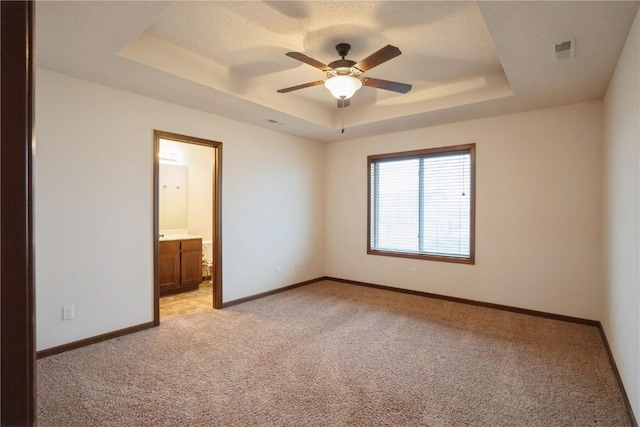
[35,1,639,142]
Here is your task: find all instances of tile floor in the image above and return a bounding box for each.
[159,281,214,319]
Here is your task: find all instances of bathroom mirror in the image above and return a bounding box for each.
[159,164,188,229]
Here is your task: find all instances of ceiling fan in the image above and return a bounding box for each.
[277,43,412,108]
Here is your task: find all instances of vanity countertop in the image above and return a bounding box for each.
[159,234,202,242]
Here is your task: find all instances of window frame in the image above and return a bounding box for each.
[367,143,476,265]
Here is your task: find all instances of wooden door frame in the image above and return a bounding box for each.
[153,130,222,325]
[1,1,36,424]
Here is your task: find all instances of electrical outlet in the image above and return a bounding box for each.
[295,264,300,271]
[63,305,74,320]
[275,266,281,276]
[411,267,417,277]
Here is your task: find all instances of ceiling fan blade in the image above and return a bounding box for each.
[363,77,412,93]
[277,80,325,94]
[285,52,330,71]
[337,98,351,109]
[355,45,401,72]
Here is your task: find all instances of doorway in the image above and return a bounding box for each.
[153,130,222,325]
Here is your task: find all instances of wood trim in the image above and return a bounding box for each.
[1,1,36,425]
[366,143,476,265]
[221,277,326,308]
[325,277,599,326]
[597,324,639,427]
[36,322,155,359]
[366,249,474,264]
[154,130,219,148]
[224,275,598,327]
[213,143,223,309]
[367,143,476,161]
[153,131,223,324]
[153,135,160,326]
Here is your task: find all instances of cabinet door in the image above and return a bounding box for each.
[181,239,202,286]
[159,241,181,294]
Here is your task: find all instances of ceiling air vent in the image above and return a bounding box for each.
[553,39,575,61]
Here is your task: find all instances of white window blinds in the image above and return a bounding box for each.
[369,145,474,263]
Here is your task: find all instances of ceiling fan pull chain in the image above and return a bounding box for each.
[341,103,345,134]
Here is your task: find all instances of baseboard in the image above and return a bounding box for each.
[597,323,639,427]
[326,276,599,326]
[36,278,326,357]
[224,274,598,326]
[36,321,155,359]
[221,277,326,308]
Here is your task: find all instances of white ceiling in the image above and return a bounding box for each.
[35,1,639,143]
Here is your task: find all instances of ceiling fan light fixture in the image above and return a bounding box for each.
[324,75,362,100]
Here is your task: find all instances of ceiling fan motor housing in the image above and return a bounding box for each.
[328,59,358,75]
[329,43,359,75]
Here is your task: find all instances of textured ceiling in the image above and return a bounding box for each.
[35,1,639,142]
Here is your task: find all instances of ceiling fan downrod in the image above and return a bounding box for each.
[336,43,351,59]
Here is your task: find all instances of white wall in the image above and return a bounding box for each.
[35,68,326,351]
[326,101,603,320]
[603,8,640,419]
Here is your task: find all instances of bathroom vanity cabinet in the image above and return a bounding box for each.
[159,237,202,296]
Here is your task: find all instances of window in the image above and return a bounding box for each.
[368,144,475,264]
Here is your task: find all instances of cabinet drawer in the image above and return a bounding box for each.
[181,239,202,251]
[159,241,180,253]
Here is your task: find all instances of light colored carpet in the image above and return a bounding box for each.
[37,280,632,426]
